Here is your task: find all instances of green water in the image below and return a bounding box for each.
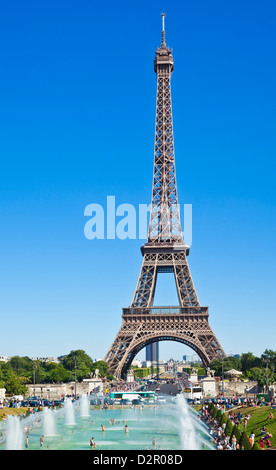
[29,406,179,450]
[0,397,214,450]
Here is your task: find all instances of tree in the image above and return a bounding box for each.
[91,361,109,378]
[219,412,228,428]
[239,431,252,450]
[32,361,47,384]
[261,349,276,369]
[62,350,94,381]
[248,367,274,390]
[225,419,233,437]
[44,363,70,383]
[208,402,214,414]
[209,356,241,376]
[230,425,241,445]
[216,410,223,425]
[240,352,261,374]
[212,407,218,420]
[5,374,29,396]
[106,374,115,381]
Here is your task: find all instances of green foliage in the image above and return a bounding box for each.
[219,411,228,427]
[230,425,241,445]
[62,350,94,381]
[182,368,191,375]
[9,356,33,375]
[225,419,233,437]
[106,374,115,381]
[212,407,218,420]
[0,350,110,389]
[133,367,156,378]
[92,361,109,378]
[239,431,252,450]
[209,349,276,392]
[240,352,261,373]
[248,367,275,389]
[5,375,29,396]
[216,410,223,425]
[208,402,214,414]
[252,441,260,450]
[45,363,70,383]
[261,349,276,370]
[209,356,242,376]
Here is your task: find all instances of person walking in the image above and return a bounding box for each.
[90,437,96,449]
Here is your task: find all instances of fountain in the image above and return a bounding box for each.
[176,394,199,449]
[79,394,90,417]
[6,415,24,450]
[43,407,56,436]
[175,394,213,450]
[64,398,76,425]
[0,393,214,450]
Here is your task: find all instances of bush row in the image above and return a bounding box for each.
[207,402,259,450]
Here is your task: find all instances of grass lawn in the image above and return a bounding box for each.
[0,408,27,420]
[195,403,276,449]
[231,406,276,448]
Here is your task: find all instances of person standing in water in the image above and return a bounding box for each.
[90,437,96,449]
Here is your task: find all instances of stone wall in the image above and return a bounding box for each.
[26,380,103,399]
[223,380,261,396]
[201,377,262,398]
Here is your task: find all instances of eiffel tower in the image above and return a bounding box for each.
[104,15,226,378]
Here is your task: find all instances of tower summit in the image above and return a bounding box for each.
[154,13,174,72]
[104,16,226,378]
[149,13,184,247]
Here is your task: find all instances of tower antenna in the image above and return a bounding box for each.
[161,12,166,46]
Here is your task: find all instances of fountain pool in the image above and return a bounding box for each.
[0,395,214,450]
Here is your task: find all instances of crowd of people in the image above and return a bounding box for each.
[200,396,275,450]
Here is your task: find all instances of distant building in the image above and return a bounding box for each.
[183,355,191,363]
[183,354,201,363]
[0,356,9,363]
[30,357,60,364]
[131,359,142,368]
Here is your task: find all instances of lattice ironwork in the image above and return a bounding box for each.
[148,29,182,244]
[104,15,226,378]
[105,308,224,378]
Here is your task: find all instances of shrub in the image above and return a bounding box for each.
[225,418,233,437]
[217,410,223,425]
[240,431,252,450]
[220,412,228,427]
[208,402,214,414]
[230,425,241,444]
[213,407,218,420]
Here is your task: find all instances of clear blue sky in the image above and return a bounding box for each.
[0,0,275,362]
